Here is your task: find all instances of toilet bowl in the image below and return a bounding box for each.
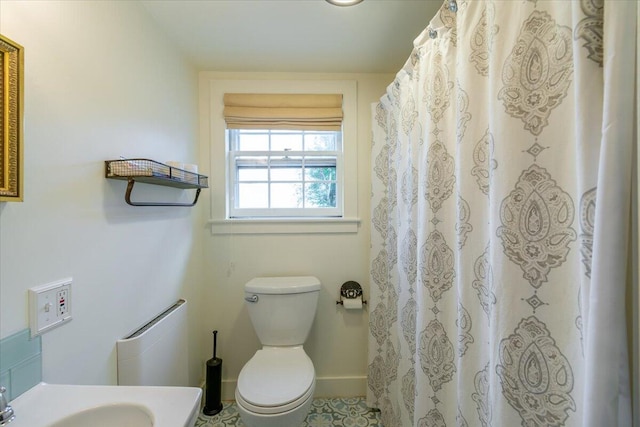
[235,276,321,427]
[235,347,315,427]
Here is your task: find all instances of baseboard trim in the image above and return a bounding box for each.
[218,376,367,401]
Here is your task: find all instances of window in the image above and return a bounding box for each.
[206,78,358,234]
[224,93,344,218]
[228,129,342,217]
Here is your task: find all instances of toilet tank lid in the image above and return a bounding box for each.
[245,276,321,294]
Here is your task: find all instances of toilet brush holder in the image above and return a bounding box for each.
[203,330,223,416]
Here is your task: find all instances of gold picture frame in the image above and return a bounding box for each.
[0,34,24,202]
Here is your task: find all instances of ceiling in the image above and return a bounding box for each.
[140,0,443,74]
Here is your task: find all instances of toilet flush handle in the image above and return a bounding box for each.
[244,295,259,303]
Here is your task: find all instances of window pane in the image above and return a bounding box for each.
[236,156,268,181]
[305,165,336,181]
[269,155,302,181]
[271,183,302,208]
[238,133,269,151]
[271,134,302,151]
[238,183,268,208]
[304,133,336,151]
[271,166,302,181]
[305,182,337,207]
[238,167,268,181]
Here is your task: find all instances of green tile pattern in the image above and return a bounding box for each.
[196,397,381,427]
[0,329,42,400]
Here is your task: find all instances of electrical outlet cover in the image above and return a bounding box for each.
[29,278,73,337]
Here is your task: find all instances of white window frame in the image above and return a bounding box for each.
[205,79,358,234]
[227,129,343,218]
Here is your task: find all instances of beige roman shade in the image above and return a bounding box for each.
[223,93,343,131]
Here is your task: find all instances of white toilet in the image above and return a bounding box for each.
[235,276,321,427]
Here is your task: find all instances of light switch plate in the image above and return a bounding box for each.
[29,278,73,337]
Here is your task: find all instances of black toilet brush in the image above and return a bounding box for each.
[203,330,223,416]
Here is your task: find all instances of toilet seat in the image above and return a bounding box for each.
[235,378,315,415]
[236,346,315,415]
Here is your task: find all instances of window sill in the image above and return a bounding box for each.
[208,217,361,235]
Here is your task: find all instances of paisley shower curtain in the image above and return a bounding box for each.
[368,1,637,426]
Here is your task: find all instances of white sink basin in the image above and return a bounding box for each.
[8,383,202,427]
[49,403,153,427]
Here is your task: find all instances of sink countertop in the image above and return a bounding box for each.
[8,382,202,427]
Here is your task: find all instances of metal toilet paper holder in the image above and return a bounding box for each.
[336,281,367,306]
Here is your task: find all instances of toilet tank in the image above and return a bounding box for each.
[244,276,321,346]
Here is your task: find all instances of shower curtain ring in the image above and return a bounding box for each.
[428,28,438,39]
[448,0,458,12]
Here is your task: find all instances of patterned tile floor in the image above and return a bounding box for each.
[196,397,381,427]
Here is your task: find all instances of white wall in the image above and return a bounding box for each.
[198,72,393,398]
[0,1,204,386]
